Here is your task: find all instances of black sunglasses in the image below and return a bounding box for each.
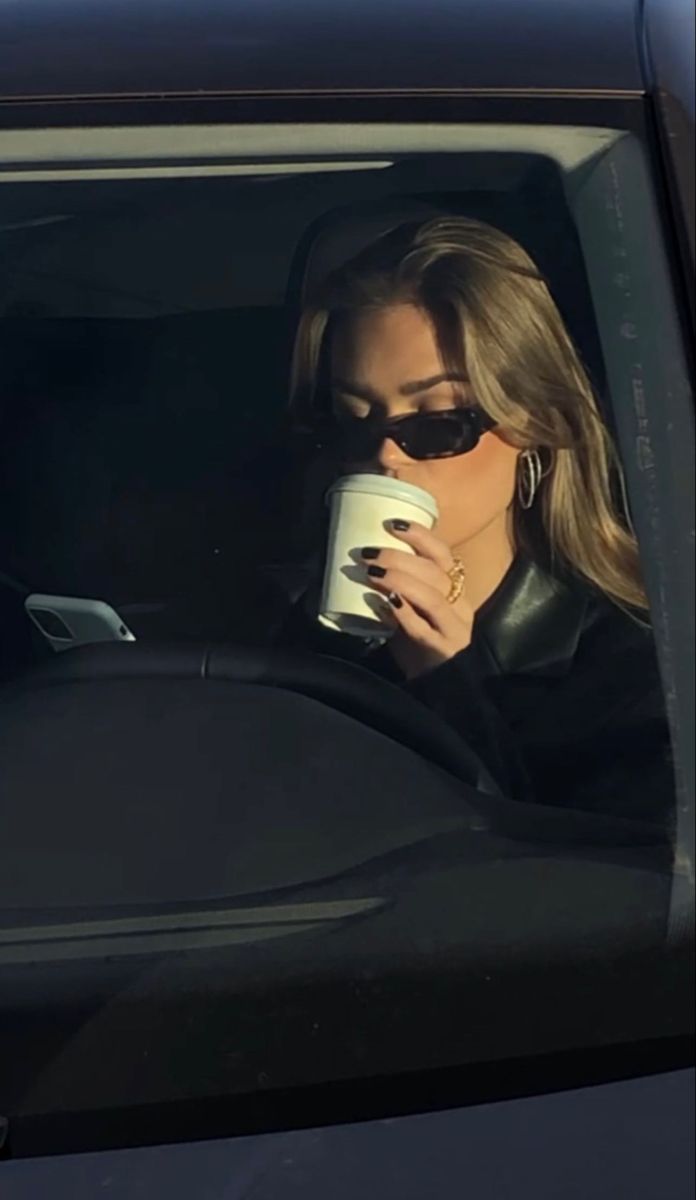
[314,406,497,462]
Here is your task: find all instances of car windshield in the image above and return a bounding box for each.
[0,118,692,1152]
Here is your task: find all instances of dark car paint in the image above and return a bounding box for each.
[637,0,696,928]
[0,0,644,99]
[0,0,692,1179]
[0,0,690,304]
[2,1070,693,1199]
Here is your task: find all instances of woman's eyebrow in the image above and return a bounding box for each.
[399,372,470,396]
[332,373,470,401]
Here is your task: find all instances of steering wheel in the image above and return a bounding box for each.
[20,640,500,794]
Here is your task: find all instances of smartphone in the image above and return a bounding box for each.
[25,594,136,653]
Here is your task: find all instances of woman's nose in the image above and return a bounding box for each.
[373,436,411,472]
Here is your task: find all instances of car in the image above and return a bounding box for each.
[0,0,693,1194]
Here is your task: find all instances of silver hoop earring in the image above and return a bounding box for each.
[517,449,542,510]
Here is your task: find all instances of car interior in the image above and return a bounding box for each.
[0,149,609,676]
[0,129,691,1143]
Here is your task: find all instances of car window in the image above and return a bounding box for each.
[0,116,693,1156]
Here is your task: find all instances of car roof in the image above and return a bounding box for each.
[0,0,645,103]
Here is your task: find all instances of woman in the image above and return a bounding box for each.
[283,216,674,836]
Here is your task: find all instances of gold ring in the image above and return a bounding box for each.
[446,557,466,605]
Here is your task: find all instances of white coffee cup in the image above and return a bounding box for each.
[318,473,439,638]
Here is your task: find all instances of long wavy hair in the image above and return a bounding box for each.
[290,216,648,612]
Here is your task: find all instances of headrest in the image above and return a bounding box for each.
[290,197,446,311]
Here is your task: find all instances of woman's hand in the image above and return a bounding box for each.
[361,521,474,679]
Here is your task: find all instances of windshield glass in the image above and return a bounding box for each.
[0,118,692,1152]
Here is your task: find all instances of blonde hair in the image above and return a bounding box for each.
[291,216,648,612]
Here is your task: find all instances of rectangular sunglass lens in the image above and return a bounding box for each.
[407,413,476,459]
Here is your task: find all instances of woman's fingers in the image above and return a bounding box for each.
[361,522,473,677]
[367,566,462,639]
[387,520,454,573]
[361,545,449,596]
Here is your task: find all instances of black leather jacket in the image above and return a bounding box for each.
[277,555,675,836]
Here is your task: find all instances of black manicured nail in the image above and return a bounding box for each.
[361,547,381,560]
[392,520,410,531]
[388,592,403,609]
[367,565,387,578]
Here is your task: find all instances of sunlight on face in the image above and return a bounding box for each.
[330,304,520,552]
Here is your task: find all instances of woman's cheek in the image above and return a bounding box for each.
[464,435,518,503]
[424,438,518,540]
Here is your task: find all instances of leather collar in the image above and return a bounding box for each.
[473,556,592,678]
